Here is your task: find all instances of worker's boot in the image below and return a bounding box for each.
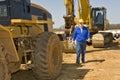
[76,61,80,64]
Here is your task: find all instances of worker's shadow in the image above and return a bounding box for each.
[85,59,105,63]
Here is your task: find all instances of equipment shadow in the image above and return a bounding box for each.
[86,41,120,53]
[56,63,91,80]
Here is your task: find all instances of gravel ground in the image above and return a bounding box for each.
[11,41,120,80]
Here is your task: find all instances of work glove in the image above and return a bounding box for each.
[87,38,91,42]
[71,39,76,45]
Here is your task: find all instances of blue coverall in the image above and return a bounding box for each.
[73,26,90,63]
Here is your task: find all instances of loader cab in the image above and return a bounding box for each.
[0,0,10,25]
[0,0,31,26]
[91,7,107,30]
[0,0,7,16]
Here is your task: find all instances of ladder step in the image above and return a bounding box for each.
[25,49,34,53]
[20,35,31,38]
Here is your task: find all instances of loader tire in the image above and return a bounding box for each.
[32,32,62,80]
[0,45,10,80]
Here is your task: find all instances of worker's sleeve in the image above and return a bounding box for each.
[87,28,91,39]
[73,28,77,41]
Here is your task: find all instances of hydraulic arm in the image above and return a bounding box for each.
[63,0,75,36]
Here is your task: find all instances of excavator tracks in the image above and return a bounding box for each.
[92,32,113,48]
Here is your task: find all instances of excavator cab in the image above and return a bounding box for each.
[91,7,107,30]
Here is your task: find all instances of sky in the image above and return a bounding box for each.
[31,0,120,28]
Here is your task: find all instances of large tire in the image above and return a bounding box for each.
[32,32,62,80]
[0,45,10,80]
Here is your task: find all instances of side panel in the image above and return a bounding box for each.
[10,0,31,20]
[31,4,53,32]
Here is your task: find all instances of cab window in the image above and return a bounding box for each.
[14,0,21,2]
[0,0,6,1]
[0,5,7,17]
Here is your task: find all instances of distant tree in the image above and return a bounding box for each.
[53,25,64,31]
[109,24,120,29]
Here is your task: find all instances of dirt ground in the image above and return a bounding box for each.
[11,40,120,80]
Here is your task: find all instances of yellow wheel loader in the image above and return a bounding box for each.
[0,0,62,80]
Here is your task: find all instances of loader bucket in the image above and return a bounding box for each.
[0,25,19,62]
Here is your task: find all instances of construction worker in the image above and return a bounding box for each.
[72,19,90,64]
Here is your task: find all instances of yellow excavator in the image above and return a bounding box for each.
[63,0,113,48]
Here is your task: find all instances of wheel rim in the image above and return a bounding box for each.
[50,39,62,75]
[53,47,59,64]
[52,47,60,70]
